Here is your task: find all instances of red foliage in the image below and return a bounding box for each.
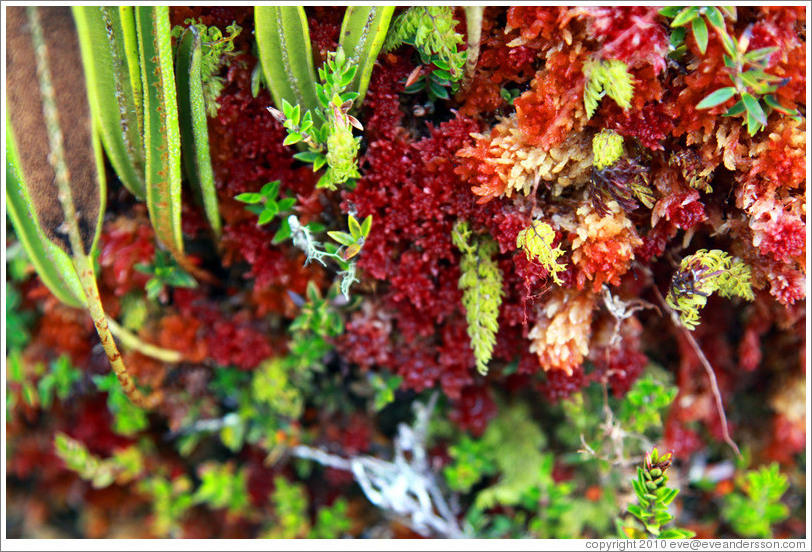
[448,385,498,437]
[514,47,588,150]
[538,365,588,402]
[580,7,669,74]
[98,213,155,297]
[206,317,273,370]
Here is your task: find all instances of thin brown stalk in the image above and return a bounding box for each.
[642,265,742,458]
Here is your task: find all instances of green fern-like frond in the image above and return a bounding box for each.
[384,7,466,81]
[583,59,635,119]
[583,60,605,119]
[516,221,567,285]
[452,220,504,375]
[666,249,754,330]
[603,60,634,110]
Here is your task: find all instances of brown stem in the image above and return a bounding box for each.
[642,266,742,458]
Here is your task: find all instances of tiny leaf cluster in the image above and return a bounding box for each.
[452,220,505,375]
[722,463,790,538]
[235,180,297,236]
[135,249,198,303]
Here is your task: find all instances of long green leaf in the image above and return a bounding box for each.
[5,117,86,308]
[73,6,146,198]
[696,87,737,109]
[137,6,185,260]
[338,6,395,107]
[7,6,154,408]
[175,25,222,238]
[255,6,319,113]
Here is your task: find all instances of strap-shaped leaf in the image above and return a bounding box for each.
[696,86,736,109]
[175,25,222,238]
[137,7,186,261]
[6,6,155,408]
[5,117,85,308]
[338,6,395,107]
[73,6,146,198]
[255,6,319,114]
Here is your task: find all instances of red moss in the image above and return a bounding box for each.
[603,102,674,150]
[98,213,155,298]
[448,385,498,437]
[580,7,669,74]
[206,317,273,370]
[537,365,588,402]
[514,47,588,150]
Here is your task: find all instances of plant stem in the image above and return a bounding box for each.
[107,318,183,364]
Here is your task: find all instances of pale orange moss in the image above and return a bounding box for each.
[528,288,596,375]
[456,113,592,203]
[555,203,642,291]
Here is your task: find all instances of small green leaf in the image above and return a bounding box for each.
[704,7,725,29]
[272,218,292,243]
[260,180,280,199]
[348,215,362,239]
[724,99,746,116]
[742,92,767,125]
[720,32,738,57]
[235,192,263,204]
[670,26,687,48]
[429,79,450,100]
[692,17,708,54]
[327,231,355,247]
[671,7,699,27]
[360,215,372,237]
[293,151,321,163]
[696,87,737,109]
[283,133,303,146]
[258,204,279,225]
[313,155,327,171]
[277,197,297,211]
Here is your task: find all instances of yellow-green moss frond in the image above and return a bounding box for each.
[583,59,635,119]
[592,129,625,170]
[452,220,504,375]
[516,221,567,285]
[666,249,754,330]
[603,60,634,110]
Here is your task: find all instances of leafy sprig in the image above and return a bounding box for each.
[722,463,790,538]
[583,59,634,119]
[621,448,695,539]
[385,7,467,101]
[662,6,802,135]
[235,180,297,230]
[287,213,372,298]
[268,47,363,191]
